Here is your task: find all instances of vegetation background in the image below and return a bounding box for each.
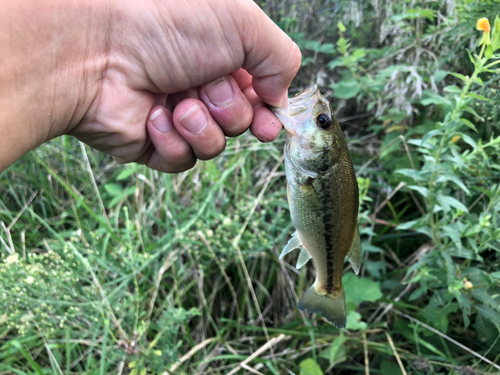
[1,0,500,374]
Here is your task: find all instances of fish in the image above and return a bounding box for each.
[272,85,361,328]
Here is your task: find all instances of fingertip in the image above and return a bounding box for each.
[149,106,173,133]
[250,105,282,142]
[172,99,227,160]
[146,105,197,173]
[200,75,253,137]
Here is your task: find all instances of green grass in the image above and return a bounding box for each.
[1,130,499,374]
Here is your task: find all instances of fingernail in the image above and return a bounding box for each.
[179,105,208,134]
[205,77,234,107]
[150,108,172,133]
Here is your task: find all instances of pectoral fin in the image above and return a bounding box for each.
[280,231,303,259]
[346,224,361,275]
[296,247,312,269]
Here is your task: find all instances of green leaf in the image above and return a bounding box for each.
[397,220,419,230]
[318,43,335,54]
[420,92,452,108]
[449,72,467,82]
[391,8,435,22]
[466,49,476,66]
[472,76,484,86]
[443,224,461,245]
[301,57,315,66]
[365,260,386,279]
[433,70,448,83]
[485,45,493,59]
[476,305,500,326]
[436,195,468,213]
[467,92,493,103]
[459,118,477,131]
[458,133,479,149]
[117,167,135,180]
[346,310,367,330]
[409,287,424,301]
[328,60,346,69]
[435,174,470,195]
[494,16,500,49]
[332,80,361,99]
[10,341,45,375]
[362,243,384,253]
[408,185,429,197]
[300,358,324,375]
[395,168,425,181]
[319,332,347,365]
[104,183,124,196]
[463,106,485,122]
[444,85,462,94]
[422,129,444,145]
[343,273,383,306]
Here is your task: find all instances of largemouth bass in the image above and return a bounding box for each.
[272,85,361,328]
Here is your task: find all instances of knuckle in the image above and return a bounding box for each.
[197,136,226,160]
[167,158,197,173]
[167,138,194,164]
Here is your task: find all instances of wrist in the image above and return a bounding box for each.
[0,0,111,171]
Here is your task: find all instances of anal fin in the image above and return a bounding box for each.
[296,247,311,269]
[346,223,361,275]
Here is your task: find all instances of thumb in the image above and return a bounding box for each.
[239,3,301,108]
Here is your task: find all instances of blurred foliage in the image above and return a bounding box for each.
[1,0,500,374]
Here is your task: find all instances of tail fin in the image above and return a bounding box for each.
[297,286,346,328]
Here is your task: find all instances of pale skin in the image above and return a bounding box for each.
[0,0,301,173]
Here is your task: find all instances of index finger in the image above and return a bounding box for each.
[232,69,283,142]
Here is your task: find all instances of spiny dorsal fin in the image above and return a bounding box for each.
[346,223,361,275]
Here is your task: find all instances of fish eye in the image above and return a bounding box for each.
[316,113,331,129]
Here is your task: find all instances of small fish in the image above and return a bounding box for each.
[272,85,361,328]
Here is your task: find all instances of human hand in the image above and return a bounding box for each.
[68,0,301,173]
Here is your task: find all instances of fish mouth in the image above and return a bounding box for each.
[271,85,321,136]
[288,84,319,107]
[272,108,298,137]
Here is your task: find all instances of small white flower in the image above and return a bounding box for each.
[26,276,35,284]
[5,253,19,265]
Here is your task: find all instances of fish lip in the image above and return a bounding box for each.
[271,84,321,136]
[288,84,319,106]
[283,123,297,136]
[272,108,298,136]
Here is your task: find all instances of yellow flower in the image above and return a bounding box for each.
[477,17,491,47]
[477,18,491,33]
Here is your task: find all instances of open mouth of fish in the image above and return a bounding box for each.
[271,85,320,136]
